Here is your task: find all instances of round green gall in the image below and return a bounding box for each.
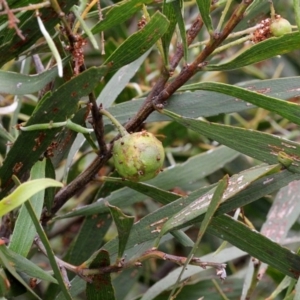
[112,131,165,182]
[270,17,292,37]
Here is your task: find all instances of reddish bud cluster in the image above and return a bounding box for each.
[65,35,87,75]
[138,16,147,30]
[251,18,271,43]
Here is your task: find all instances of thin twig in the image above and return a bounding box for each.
[79,249,226,279]
[0,0,25,40]
[34,236,78,274]
[0,1,50,15]
[189,24,260,48]
[34,239,226,283]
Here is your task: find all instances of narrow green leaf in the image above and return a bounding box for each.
[170,230,194,247]
[0,66,108,197]
[9,160,46,257]
[180,81,300,126]
[161,109,300,173]
[173,1,188,61]
[24,201,72,300]
[0,243,41,299]
[0,178,62,217]
[65,214,112,266]
[1,246,57,284]
[195,175,228,235]
[207,215,300,279]
[104,11,169,72]
[102,177,180,204]
[107,205,135,260]
[0,65,61,95]
[158,164,280,236]
[196,0,213,33]
[55,276,85,300]
[162,2,177,64]
[206,32,300,71]
[91,0,153,34]
[36,15,63,77]
[107,76,300,126]
[168,175,228,298]
[86,250,115,300]
[113,268,142,300]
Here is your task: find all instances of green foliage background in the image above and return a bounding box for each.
[0,0,300,299]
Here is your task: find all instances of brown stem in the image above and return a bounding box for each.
[170,15,203,72]
[124,14,204,132]
[42,151,110,225]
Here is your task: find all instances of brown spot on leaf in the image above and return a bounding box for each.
[33,132,46,151]
[13,162,23,174]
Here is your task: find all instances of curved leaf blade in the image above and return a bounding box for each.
[1,246,57,284]
[104,11,169,72]
[196,0,213,33]
[0,65,60,95]
[107,204,134,260]
[180,81,300,125]
[208,215,300,279]
[9,160,46,257]
[106,76,300,125]
[91,0,153,34]
[159,164,280,236]
[86,250,115,300]
[0,242,41,299]
[161,109,300,173]
[206,32,300,71]
[0,178,62,217]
